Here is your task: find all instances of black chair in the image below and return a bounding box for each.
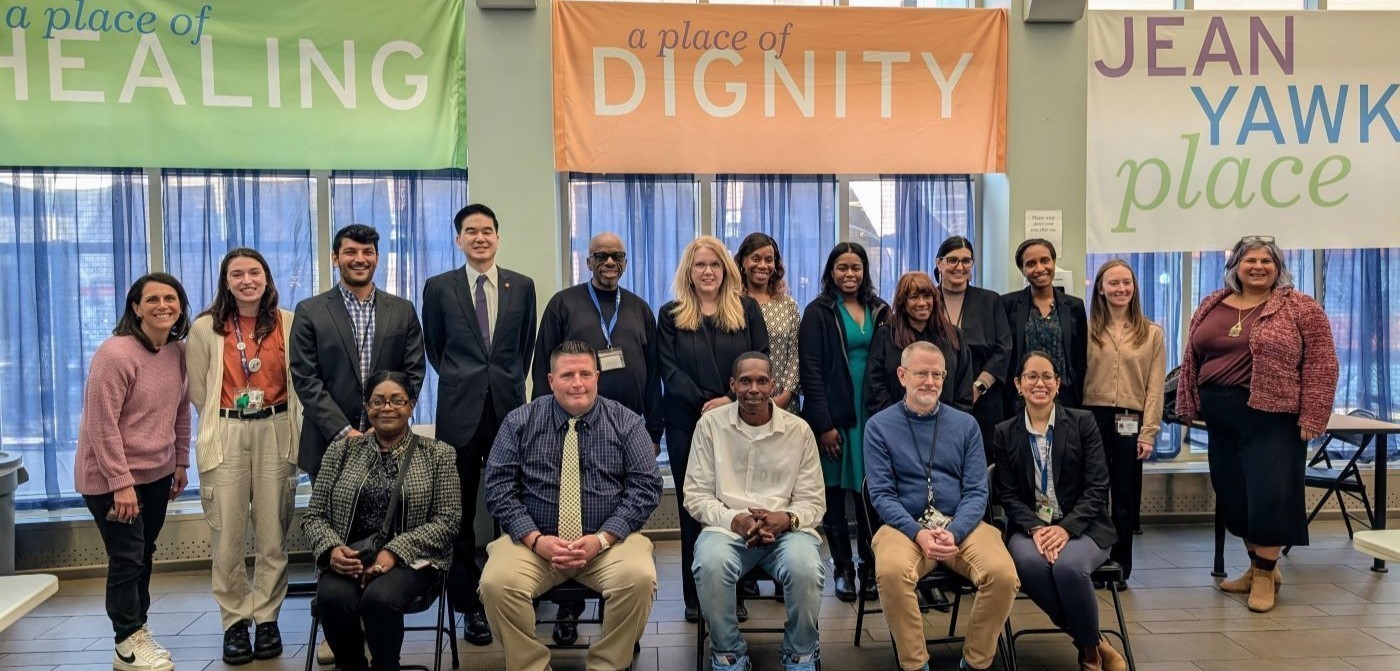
[852,483,1018,671]
[695,567,787,670]
[1286,408,1379,555]
[535,579,606,651]
[1006,560,1136,671]
[304,574,459,671]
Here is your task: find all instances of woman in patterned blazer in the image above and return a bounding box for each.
[302,370,462,671]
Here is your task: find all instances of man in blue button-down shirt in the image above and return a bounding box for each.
[481,340,661,671]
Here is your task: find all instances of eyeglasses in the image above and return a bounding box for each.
[1020,373,1058,384]
[1239,235,1275,245]
[590,251,626,264]
[903,369,948,382]
[940,257,974,267]
[369,396,412,409]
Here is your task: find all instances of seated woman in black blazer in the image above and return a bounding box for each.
[993,351,1124,671]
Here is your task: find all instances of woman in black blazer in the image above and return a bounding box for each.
[658,235,769,621]
[993,351,1124,671]
[1002,239,1089,409]
[934,236,1013,452]
[865,271,974,414]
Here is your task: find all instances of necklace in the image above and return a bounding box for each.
[1229,302,1264,338]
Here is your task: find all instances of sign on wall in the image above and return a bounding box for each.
[553,1,1008,174]
[0,0,466,169]
[1087,11,1400,253]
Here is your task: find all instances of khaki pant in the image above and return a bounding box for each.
[480,534,656,671]
[200,414,297,629]
[872,522,1019,671]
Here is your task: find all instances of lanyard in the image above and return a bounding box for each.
[902,405,943,506]
[1029,426,1054,496]
[231,317,261,386]
[586,284,621,348]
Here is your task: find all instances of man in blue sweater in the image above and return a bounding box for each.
[865,341,1019,671]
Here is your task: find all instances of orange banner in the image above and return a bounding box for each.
[552,1,1007,174]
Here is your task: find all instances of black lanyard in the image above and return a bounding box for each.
[902,403,943,505]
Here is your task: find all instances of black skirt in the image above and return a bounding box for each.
[1198,385,1309,547]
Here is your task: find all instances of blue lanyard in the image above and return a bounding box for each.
[1029,426,1054,495]
[586,284,621,348]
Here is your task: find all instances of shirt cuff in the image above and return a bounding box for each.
[505,518,539,542]
[599,518,633,542]
[334,425,353,442]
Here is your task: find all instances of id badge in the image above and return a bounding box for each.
[242,388,265,414]
[1035,495,1055,524]
[1116,412,1140,436]
[598,347,626,372]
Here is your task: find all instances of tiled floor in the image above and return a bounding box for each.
[4,521,1398,671]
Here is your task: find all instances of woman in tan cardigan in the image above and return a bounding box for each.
[186,248,301,665]
[1082,259,1165,589]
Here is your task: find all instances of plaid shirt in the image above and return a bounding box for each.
[485,395,661,542]
[338,283,376,430]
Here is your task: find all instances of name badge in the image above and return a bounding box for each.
[598,347,626,372]
[1116,412,1140,436]
[1035,495,1055,524]
[237,388,265,414]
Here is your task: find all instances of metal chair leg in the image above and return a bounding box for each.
[1108,582,1136,671]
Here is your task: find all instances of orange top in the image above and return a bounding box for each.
[219,314,289,408]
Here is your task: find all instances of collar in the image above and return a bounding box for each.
[466,264,499,288]
[726,401,783,434]
[1023,407,1057,437]
[338,282,376,304]
[549,395,601,430]
[900,400,942,421]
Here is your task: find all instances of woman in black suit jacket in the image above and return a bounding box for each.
[1002,239,1089,409]
[865,271,975,414]
[993,351,1124,671]
[658,235,769,620]
[934,236,1013,452]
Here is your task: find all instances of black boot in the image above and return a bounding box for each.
[833,563,857,602]
[859,565,879,602]
[222,621,254,665]
[253,622,282,660]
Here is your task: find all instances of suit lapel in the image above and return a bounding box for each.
[1015,421,1038,495]
[1013,288,1031,353]
[1051,407,1070,493]
[325,290,361,383]
[495,268,513,355]
[452,270,489,354]
[1055,290,1076,364]
[370,292,391,372]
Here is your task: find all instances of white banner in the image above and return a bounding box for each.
[1087,11,1400,253]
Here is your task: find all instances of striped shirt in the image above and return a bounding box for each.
[338,283,376,430]
[485,395,662,542]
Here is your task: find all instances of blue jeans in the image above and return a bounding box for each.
[693,530,824,658]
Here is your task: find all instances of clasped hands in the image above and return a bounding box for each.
[731,508,791,547]
[329,546,398,587]
[530,532,606,570]
[914,527,960,562]
[1031,525,1070,564]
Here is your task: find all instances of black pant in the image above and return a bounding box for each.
[665,424,702,609]
[83,475,174,643]
[1088,406,1144,579]
[823,487,875,570]
[318,566,440,671]
[1198,385,1309,547]
[450,399,500,613]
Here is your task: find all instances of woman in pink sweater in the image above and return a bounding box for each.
[75,272,193,671]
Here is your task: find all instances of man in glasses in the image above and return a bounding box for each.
[529,231,663,643]
[422,203,538,646]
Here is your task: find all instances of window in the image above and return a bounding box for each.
[329,170,468,426]
[0,169,149,509]
[1321,249,1400,462]
[714,175,837,310]
[848,175,975,301]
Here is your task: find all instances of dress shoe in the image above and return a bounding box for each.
[253,622,283,660]
[859,569,878,602]
[222,621,254,666]
[833,563,857,602]
[918,587,951,613]
[463,608,493,645]
[736,600,749,622]
[737,579,760,598]
[684,606,701,623]
[316,640,335,665]
[552,601,583,646]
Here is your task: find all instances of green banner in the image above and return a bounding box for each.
[0,0,465,169]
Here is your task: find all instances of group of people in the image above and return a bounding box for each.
[72,201,1339,671]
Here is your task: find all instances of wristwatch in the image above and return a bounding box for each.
[595,532,613,551]
[973,380,989,394]
[787,512,800,532]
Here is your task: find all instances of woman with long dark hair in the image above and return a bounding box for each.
[735,232,801,414]
[865,271,974,415]
[798,242,887,602]
[934,236,1013,451]
[187,248,302,664]
[76,273,193,671]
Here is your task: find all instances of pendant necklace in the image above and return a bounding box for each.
[1229,303,1263,338]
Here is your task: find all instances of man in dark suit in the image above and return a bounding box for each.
[422,203,537,646]
[290,224,426,480]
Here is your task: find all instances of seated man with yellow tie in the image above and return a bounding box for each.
[481,340,663,671]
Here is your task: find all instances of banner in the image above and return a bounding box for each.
[553,1,1007,174]
[1088,11,1400,253]
[0,0,465,169]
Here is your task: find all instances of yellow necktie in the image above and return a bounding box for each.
[558,418,583,541]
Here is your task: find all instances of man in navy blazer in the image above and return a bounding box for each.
[422,203,538,645]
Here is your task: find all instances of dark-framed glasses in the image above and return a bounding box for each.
[940,257,974,268]
[1020,373,1058,384]
[904,369,948,382]
[369,396,412,409]
[591,251,627,264]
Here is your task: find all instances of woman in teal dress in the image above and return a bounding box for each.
[798,243,888,602]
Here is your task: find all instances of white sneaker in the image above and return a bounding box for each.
[136,626,172,660]
[316,640,335,666]
[114,633,174,671]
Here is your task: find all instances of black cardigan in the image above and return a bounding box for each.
[657,295,769,433]
[1000,286,1089,409]
[991,406,1116,549]
[863,323,975,415]
[797,293,889,436]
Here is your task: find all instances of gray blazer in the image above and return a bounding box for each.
[290,286,426,476]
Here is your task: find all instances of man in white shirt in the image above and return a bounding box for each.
[684,352,826,671]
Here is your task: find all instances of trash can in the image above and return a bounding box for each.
[0,451,24,576]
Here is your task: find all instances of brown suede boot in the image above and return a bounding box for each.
[1098,640,1127,671]
[1079,643,1104,671]
[1248,567,1278,612]
[1218,566,1283,594]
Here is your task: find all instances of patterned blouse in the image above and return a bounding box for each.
[348,447,403,544]
[757,294,802,414]
[1024,302,1069,382]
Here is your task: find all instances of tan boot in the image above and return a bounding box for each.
[1098,640,1127,671]
[1248,567,1278,612]
[1217,569,1254,594]
[1079,643,1104,671]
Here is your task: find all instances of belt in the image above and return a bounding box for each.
[218,402,289,420]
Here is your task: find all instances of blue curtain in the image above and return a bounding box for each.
[567,173,696,313]
[1322,249,1399,463]
[330,169,468,425]
[713,175,837,310]
[0,169,149,509]
[854,175,975,302]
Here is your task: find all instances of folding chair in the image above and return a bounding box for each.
[1007,560,1137,671]
[535,579,607,651]
[305,574,459,671]
[1287,408,1379,555]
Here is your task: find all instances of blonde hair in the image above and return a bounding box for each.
[671,236,747,332]
[1089,259,1152,348]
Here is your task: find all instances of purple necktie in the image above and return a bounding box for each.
[475,274,492,350]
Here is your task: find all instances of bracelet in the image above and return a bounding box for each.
[529,534,543,553]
